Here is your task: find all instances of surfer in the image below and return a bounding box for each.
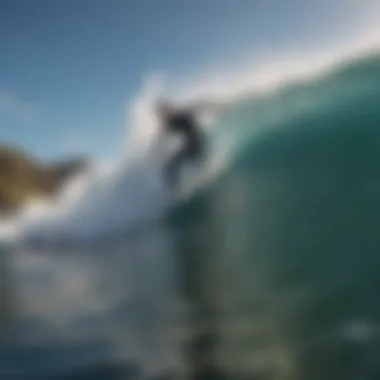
[156,100,225,190]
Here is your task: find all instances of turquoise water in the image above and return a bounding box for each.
[1,53,380,379]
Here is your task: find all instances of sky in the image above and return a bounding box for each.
[0,0,379,162]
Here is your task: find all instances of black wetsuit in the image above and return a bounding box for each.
[164,111,205,188]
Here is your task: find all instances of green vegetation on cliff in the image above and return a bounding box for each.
[0,145,87,214]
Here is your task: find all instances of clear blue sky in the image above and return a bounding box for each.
[0,0,376,161]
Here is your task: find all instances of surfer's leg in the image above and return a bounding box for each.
[164,158,176,188]
[164,139,205,189]
[188,138,206,166]
[164,148,188,189]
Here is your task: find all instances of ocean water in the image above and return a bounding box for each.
[1,53,380,379]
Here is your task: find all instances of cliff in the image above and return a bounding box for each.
[0,145,88,215]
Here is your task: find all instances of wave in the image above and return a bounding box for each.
[1,42,380,244]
